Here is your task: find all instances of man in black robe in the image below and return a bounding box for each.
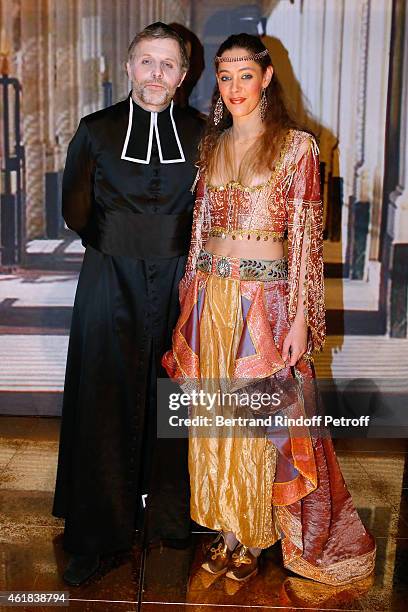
[52,22,204,586]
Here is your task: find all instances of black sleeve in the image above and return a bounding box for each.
[62,119,94,239]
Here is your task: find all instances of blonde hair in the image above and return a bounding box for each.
[128,22,189,72]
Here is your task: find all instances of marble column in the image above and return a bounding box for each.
[77,0,103,117]
[50,0,79,170]
[266,0,392,283]
[20,0,47,238]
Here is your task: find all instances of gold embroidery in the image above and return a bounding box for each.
[209,227,285,241]
[210,541,228,560]
[232,546,253,566]
[179,129,326,353]
[207,179,272,192]
[284,547,376,586]
[275,506,303,551]
[276,503,376,585]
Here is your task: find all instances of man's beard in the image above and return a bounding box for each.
[134,79,173,107]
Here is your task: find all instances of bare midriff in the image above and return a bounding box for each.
[204,235,285,261]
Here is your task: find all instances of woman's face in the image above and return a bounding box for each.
[216,47,272,119]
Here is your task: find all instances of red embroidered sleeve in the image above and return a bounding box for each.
[179,175,209,305]
[286,136,325,353]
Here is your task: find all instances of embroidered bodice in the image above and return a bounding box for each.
[206,181,286,242]
[205,133,297,242]
[181,128,325,353]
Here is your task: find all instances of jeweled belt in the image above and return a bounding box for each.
[197,249,288,281]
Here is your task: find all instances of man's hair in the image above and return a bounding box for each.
[128,22,189,72]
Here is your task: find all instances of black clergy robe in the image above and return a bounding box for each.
[52,95,204,554]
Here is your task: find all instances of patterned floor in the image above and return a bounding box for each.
[1,239,407,609]
[0,417,407,611]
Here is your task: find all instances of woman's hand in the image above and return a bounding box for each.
[282,315,308,367]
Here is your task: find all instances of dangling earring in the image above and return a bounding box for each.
[260,89,267,122]
[213,95,224,125]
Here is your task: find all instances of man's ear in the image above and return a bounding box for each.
[126,61,132,81]
[177,70,187,88]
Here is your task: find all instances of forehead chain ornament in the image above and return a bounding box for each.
[214,49,269,63]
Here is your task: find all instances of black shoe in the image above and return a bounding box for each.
[63,553,100,586]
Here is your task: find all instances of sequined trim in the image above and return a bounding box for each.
[284,546,376,586]
[190,167,200,193]
[215,49,269,63]
[275,506,303,551]
[259,441,280,548]
[209,227,285,241]
[207,179,272,193]
[276,504,376,586]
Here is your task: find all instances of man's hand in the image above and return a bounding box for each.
[282,316,308,366]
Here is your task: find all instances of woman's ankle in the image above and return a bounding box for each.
[222,531,238,551]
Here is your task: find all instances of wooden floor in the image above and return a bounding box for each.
[0,416,407,611]
[1,238,407,608]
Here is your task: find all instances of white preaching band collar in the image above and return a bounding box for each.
[121,98,185,164]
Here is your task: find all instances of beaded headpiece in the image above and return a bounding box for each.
[215,48,269,63]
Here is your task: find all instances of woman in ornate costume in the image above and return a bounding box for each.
[162,34,375,584]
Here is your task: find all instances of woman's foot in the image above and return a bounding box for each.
[226,544,259,582]
[201,532,233,576]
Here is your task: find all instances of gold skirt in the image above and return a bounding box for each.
[163,258,376,584]
[189,273,280,548]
